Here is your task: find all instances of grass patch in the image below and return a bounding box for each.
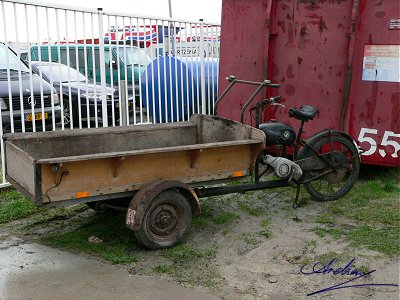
[346,226,399,256]
[259,229,272,238]
[314,167,400,256]
[313,226,343,239]
[315,216,335,225]
[154,264,174,275]
[213,212,239,224]
[0,189,36,224]
[160,243,220,287]
[241,233,261,245]
[238,202,264,217]
[260,219,270,228]
[40,213,138,264]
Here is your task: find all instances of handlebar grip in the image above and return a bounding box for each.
[267,83,280,88]
[226,75,236,82]
[271,96,281,101]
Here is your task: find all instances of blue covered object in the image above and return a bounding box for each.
[141,56,218,123]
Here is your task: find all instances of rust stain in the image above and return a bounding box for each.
[299,23,308,49]
[286,64,295,79]
[359,82,379,127]
[281,3,290,10]
[286,22,295,48]
[277,20,286,33]
[297,56,303,64]
[306,14,328,33]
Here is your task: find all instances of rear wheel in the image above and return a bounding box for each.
[302,135,360,201]
[133,189,192,249]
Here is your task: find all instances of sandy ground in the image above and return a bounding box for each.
[0,189,399,299]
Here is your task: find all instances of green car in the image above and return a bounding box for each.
[29,44,152,98]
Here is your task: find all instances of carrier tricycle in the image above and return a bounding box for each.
[4,76,360,249]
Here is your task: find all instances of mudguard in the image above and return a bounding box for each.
[125,180,200,231]
[297,129,359,161]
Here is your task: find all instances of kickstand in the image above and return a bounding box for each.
[292,184,301,209]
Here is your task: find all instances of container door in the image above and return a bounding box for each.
[346,0,400,166]
[266,0,354,132]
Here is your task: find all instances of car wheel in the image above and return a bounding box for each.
[62,100,72,127]
[62,100,78,127]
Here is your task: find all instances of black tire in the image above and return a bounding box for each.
[133,189,192,250]
[302,135,360,201]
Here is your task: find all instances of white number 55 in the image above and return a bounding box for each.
[358,128,400,158]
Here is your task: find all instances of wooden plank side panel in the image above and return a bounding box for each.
[5,141,36,198]
[40,144,255,203]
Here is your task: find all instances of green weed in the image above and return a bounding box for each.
[213,212,239,224]
[40,213,138,264]
[0,189,36,224]
[238,203,264,217]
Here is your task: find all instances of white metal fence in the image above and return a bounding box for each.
[0,0,220,187]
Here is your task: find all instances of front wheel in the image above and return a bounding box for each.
[133,189,192,249]
[302,135,360,201]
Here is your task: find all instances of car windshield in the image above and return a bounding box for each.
[0,44,29,75]
[118,47,151,66]
[36,64,87,83]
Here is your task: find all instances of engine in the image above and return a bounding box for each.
[263,155,303,181]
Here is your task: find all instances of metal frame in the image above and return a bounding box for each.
[0,0,221,188]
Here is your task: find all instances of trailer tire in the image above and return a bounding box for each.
[133,189,192,249]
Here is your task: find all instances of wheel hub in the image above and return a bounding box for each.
[149,204,178,236]
[325,152,349,183]
[325,168,347,183]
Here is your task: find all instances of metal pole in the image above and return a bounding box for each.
[168,0,173,18]
[199,19,206,114]
[98,8,108,127]
[120,80,128,126]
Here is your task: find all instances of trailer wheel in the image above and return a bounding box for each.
[133,189,192,249]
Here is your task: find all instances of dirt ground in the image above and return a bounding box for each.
[0,186,399,300]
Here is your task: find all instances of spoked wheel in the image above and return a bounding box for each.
[302,135,360,201]
[62,101,72,127]
[133,189,192,249]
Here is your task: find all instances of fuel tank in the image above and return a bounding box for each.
[259,121,296,146]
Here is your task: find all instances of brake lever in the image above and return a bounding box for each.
[271,102,285,108]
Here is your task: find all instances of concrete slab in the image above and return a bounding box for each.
[0,238,219,300]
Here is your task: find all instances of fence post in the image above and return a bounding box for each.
[97,8,108,127]
[199,19,206,114]
[120,80,128,126]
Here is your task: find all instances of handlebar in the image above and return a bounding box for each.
[267,83,281,88]
[249,96,282,112]
[214,75,281,121]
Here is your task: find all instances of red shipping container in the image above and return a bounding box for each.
[218,0,400,167]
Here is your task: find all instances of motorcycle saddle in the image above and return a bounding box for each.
[288,105,319,122]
